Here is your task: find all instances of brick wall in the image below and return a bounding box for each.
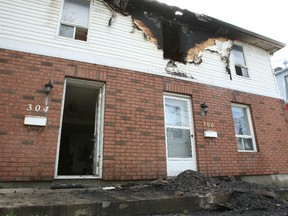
[1,49,288,181]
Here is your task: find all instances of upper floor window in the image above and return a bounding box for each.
[231,103,256,152]
[232,45,249,78]
[59,0,90,41]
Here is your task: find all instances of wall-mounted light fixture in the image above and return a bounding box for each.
[44,80,53,95]
[200,102,209,115]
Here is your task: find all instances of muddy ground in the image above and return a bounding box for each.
[116,170,288,215]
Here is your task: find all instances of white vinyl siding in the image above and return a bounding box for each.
[0,0,280,99]
[275,70,288,102]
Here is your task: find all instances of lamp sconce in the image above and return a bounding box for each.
[200,102,209,115]
[44,80,53,95]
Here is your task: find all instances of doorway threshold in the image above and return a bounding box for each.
[55,176,101,180]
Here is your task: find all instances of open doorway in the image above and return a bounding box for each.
[55,78,105,178]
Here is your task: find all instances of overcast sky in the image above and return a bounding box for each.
[158,0,288,69]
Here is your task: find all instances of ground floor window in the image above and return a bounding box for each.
[231,103,256,152]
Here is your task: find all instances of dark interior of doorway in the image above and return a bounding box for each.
[58,84,98,176]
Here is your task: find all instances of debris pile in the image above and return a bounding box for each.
[118,170,288,215]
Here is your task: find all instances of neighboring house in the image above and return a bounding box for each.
[274,61,288,105]
[0,0,288,182]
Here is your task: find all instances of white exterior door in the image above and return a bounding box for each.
[164,94,197,177]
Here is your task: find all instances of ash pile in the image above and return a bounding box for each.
[120,170,288,216]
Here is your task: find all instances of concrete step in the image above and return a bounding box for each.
[0,187,229,216]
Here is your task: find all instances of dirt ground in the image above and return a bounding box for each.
[2,170,288,215]
[116,170,288,216]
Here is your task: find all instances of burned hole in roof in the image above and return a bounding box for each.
[162,20,182,62]
[118,0,234,67]
[103,0,284,79]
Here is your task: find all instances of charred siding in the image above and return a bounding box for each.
[105,0,234,79]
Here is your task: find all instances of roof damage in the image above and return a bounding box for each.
[102,0,285,79]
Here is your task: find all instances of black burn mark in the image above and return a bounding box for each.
[225,59,232,80]
[129,9,162,48]
[105,0,234,78]
[126,1,233,63]
[162,20,181,62]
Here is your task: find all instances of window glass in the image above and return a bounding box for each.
[232,45,246,66]
[237,138,254,151]
[232,45,249,78]
[164,95,193,159]
[75,27,88,40]
[167,128,192,157]
[235,66,249,77]
[59,24,74,38]
[165,98,190,127]
[232,104,256,151]
[237,138,244,150]
[62,0,90,27]
[232,106,251,135]
[59,0,90,41]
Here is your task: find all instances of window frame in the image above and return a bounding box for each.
[231,103,257,152]
[231,44,250,78]
[285,75,288,103]
[58,0,92,41]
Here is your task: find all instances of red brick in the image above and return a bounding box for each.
[0,49,288,181]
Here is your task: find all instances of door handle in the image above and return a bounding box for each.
[191,134,194,138]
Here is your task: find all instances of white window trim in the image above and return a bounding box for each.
[285,75,288,103]
[57,0,92,41]
[231,103,257,152]
[60,21,89,30]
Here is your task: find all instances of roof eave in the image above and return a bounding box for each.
[202,14,286,54]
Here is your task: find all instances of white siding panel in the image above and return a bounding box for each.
[0,0,61,42]
[0,0,280,98]
[89,1,165,68]
[230,41,279,94]
[275,71,288,102]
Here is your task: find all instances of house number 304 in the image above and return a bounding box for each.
[26,104,49,113]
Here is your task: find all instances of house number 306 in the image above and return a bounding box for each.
[26,104,49,113]
[203,121,214,128]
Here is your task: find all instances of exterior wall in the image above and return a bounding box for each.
[275,69,288,103]
[1,49,288,181]
[0,0,281,99]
